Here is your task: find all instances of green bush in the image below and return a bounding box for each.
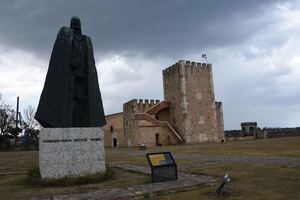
[27,166,41,185]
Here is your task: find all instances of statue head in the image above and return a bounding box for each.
[70,16,82,35]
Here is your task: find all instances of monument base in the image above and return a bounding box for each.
[39,127,105,179]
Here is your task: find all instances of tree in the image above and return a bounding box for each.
[0,97,16,139]
[23,105,39,149]
[0,95,17,151]
[23,105,39,131]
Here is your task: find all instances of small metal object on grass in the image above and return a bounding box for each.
[216,173,230,197]
[139,144,146,150]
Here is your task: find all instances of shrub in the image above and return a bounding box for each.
[27,166,41,185]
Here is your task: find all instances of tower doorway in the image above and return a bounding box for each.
[155,134,160,146]
[113,138,117,147]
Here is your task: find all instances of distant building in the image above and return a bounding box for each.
[225,122,300,139]
[241,122,258,137]
[103,112,124,147]
[262,127,300,138]
[103,60,225,147]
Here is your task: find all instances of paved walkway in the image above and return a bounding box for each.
[31,164,216,200]
[0,171,26,176]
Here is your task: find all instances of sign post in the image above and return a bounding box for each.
[146,152,177,183]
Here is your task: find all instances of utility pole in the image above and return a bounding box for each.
[13,96,20,146]
[16,96,19,128]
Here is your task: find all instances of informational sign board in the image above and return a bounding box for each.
[146,152,177,183]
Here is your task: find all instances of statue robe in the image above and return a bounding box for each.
[35,27,106,128]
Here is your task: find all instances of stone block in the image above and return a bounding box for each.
[39,127,105,179]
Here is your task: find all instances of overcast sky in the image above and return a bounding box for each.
[0,0,300,129]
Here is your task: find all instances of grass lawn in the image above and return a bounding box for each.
[0,151,38,173]
[154,163,300,200]
[0,137,299,199]
[106,136,300,157]
[0,169,150,200]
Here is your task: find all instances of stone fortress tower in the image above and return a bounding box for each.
[103,60,224,147]
[163,60,224,143]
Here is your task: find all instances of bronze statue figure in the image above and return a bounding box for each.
[35,17,106,128]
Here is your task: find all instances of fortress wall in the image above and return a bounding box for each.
[103,112,125,147]
[215,102,225,141]
[123,99,160,146]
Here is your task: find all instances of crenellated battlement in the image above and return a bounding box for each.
[123,99,160,114]
[215,102,223,109]
[137,99,160,105]
[162,64,178,75]
[163,60,212,77]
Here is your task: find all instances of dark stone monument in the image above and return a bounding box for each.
[35,16,106,128]
[37,17,106,179]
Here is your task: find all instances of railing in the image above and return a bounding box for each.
[134,112,184,143]
[144,101,171,115]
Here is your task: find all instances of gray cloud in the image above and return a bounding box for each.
[0,0,281,59]
[0,0,299,129]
